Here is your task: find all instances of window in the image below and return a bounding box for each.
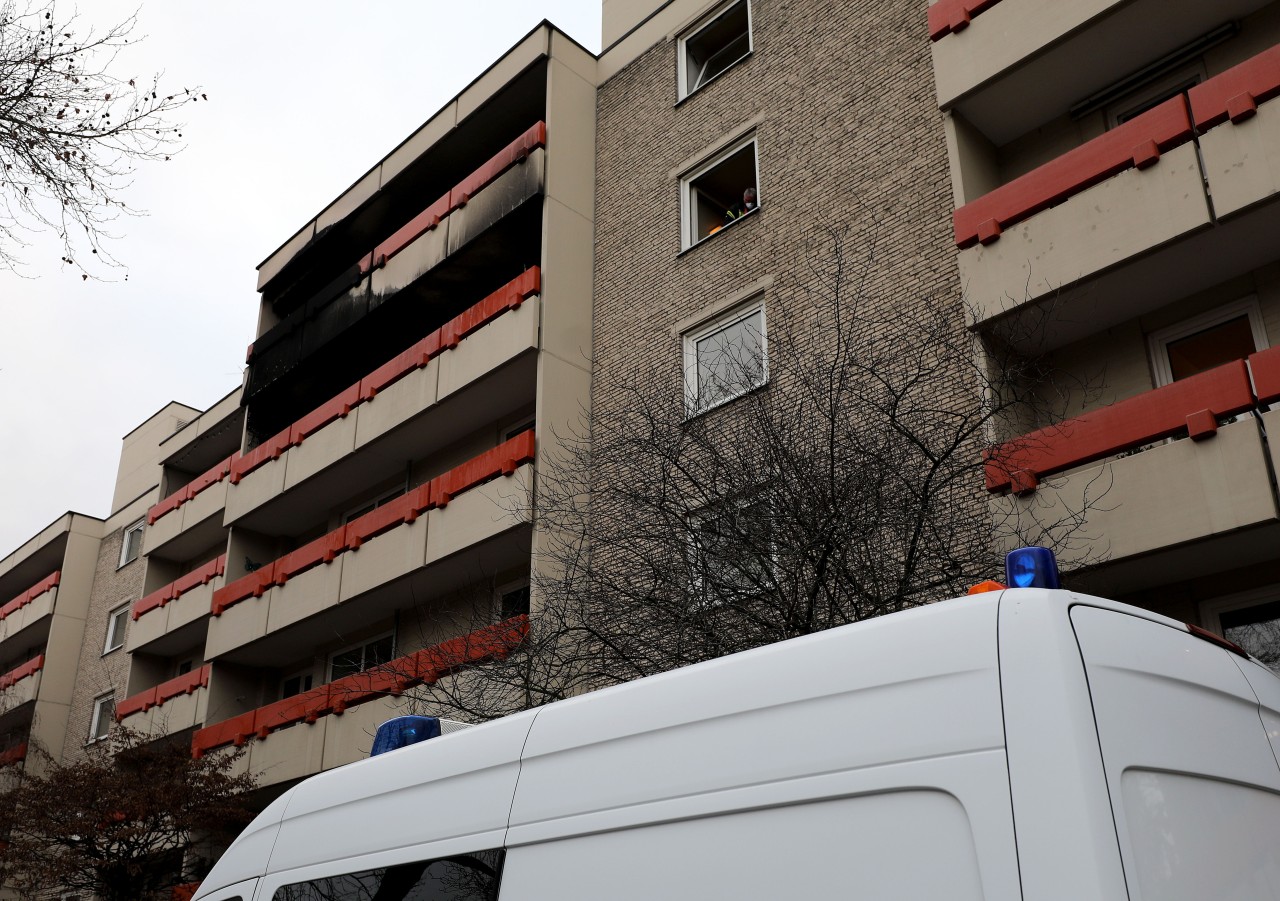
[683,299,767,414]
[103,605,129,654]
[280,671,314,700]
[328,634,394,682]
[89,692,114,742]
[175,659,194,676]
[1203,588,1280,671]
[678,0,752,99]
[1147,298,1268,387]
[1105,63,1206,127]
[274,849,504,901]
[688,492,774,605]
[499,584,530,619]
[119,519,144,567]
[681,137,759,248]
[342,486,407,525]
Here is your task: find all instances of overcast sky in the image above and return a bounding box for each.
[0,2,600,558]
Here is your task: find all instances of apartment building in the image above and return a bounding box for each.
[934,0,1280,656]
[1,0,1279,878]
[0,401,198,777]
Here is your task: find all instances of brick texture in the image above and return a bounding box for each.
[593,0,961,404]
[61,525,143,762]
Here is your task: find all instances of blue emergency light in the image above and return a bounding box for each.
[370,715,441,757]
[1004,546,1061,589]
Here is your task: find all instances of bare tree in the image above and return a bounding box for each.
[0,0,201,276]
[412,226,1106,721]
[0,727,256,901]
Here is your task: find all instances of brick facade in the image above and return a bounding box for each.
[61,523,143,762]
[593,0,960,411]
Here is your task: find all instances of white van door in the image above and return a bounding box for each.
[1071,605,1280,901]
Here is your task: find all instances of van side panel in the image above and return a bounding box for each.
[262,711,537,878]
[508,598,1021,900]
[1071,605,1280,901]
[998,591,1131,901]
[501,792,986,901]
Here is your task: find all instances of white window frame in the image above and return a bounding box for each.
[280,668,315,700]
[103,604,129,654]
[1146,296,1269,387]
[118,519,145,568]
[495,579,531,620]
[341,485,407,525]
[683,296,768,416]
[679,136,760,250]
[677,0,753,101]
[327,631,395,682]
[89,692,115,743]
[686,490,775,607]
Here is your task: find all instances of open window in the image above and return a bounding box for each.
[1147,298,1268,386]
[103,604,129,654]
[678,0,752,99]
[89,692,115,742]
[681,137,759,249]
[119,519,144,568]
[683,297,767,415]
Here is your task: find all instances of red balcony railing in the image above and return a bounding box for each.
[1188,44,1280,130]
[954,42,1280,249]
[230,267,540,486]
[132,555,227,622]
[214,430,536,616]
[190,616,528,758]
[928,0,1005,41]
[115,664,212,723]
[0,743,27,768]
[0,571,59,622]
[986,347,1280,494]
[147,456,235,526]
[0,655,44,691]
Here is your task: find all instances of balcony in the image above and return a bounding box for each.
[144,456,233,559]
[192,618,525,784]
[128,556,226,655]
[956,43,1280,344]
[245,123,547,414]
[0,572,58,646]
[116,665,211,737]
[0,743,26,769]
[929,0,1271,144]
[226,268,541,531]
[207,433,536,661]
[0,655,44,716]
[987,348,1280,584]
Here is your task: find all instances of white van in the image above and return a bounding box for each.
[192,586,1280,901]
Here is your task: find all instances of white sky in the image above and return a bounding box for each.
[0,2,601,558]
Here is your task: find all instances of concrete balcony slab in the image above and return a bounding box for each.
[426,463,533,563]
[1199,97,1280,219]
[962,143,1211,327]
[993,416,1279,567]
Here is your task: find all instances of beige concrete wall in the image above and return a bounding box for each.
[1199,95,1280,220]
[112,402,201,513]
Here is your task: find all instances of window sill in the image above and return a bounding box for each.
[683,379,769,423]
[679,206,760,258]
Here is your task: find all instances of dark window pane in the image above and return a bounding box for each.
[274,850,504,901]
[1166,316,1256,381]
[1222,600,1280,670]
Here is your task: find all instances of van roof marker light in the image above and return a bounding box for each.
[370,715,441,757]
[1005,547,1061,590]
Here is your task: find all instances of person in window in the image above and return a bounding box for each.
[725,186,758,223]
